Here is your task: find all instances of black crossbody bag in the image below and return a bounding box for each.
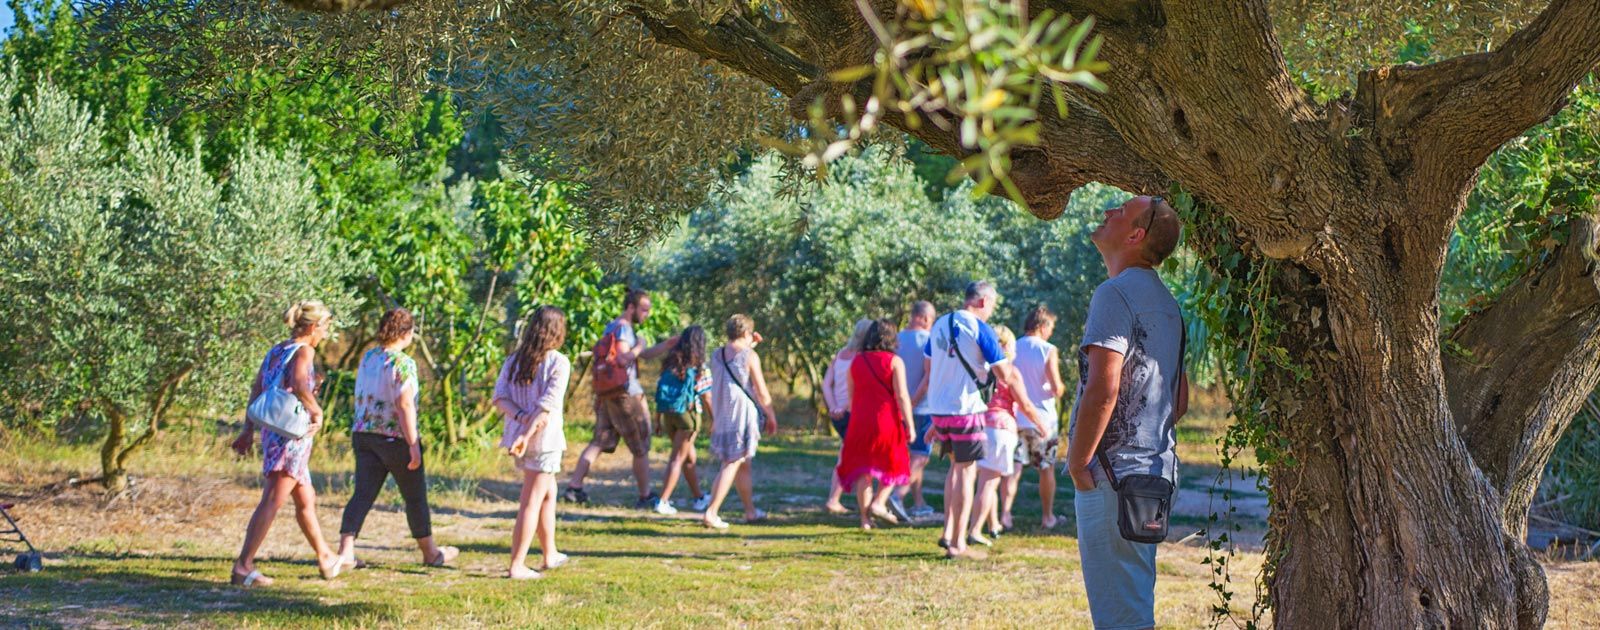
[947,313,995,403]
[720,348,768,424]
[1093,322,1186,545]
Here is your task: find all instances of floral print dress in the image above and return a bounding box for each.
[259,342,316,486]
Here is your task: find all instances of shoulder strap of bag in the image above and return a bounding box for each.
[864,355,903,423]
[1093,315,1189,486]
[275,344,301,389]
[720,348,763,416]
[948,313,992,390]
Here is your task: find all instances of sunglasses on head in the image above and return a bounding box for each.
[1139,195,1164,233]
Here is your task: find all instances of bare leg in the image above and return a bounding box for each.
[734,460,757,519]
[289,481,337,572]
[1001,470,1021,529]
[337,534,357,566]
[897,454,931,509]
[565,443,603,491]
[1039,465,1059,528]
[532,472,560,567]
[970,469,1000,538]
[703,458,745,526]
[509,469,542,578]
[825,470,847,511]
[940,462,958,545]
[948,462,977,554]
[853,476,874,529]
[234,473,297,577]
[869,481,894,513]
[660,432,690,501]
[682,434,704,498]
[632,453,652,500]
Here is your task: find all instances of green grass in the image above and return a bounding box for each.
[1,420,1269,628]
[5,399,1595,628]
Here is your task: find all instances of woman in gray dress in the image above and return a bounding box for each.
[701,314,779,530]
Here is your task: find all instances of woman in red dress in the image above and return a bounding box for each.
[835,319,916,530]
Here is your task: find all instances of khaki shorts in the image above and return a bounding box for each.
[658,411,701,436]
[593,394,651,456]
[515,450,563,474]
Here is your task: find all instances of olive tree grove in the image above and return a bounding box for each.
[80,0,1600,626]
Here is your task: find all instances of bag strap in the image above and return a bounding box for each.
[274,344,301,390]
[1092,315,1188,487]
[864,355,903,424]
[720,348,763,417]
[947,313,992,391]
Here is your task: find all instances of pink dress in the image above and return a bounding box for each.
[259,342,315,486]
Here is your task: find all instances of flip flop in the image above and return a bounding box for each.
[507,566,543,580]
[426,546,460,568]
[539,552,570,571]
[970,533,994,547]
[339,556,367,570]
[318,557,342,580]
[869,506,900,525]
[230,569,273,588]
[743,509,769,523]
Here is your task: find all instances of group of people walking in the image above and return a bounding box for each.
[224,195,1188,630]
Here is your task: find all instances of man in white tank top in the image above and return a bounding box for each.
[1004,305,1067,530]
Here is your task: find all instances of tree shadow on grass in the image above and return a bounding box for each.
[0,560,392,627]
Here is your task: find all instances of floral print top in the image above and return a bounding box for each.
[352,347,420,439]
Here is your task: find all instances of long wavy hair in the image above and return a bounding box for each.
[512,306,568,385]
[662,326,707,380]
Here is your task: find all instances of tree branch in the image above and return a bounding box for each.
[1063,0,1332,258]
[1445,213,1600,538]
[281,0,409,10]
[626,2,818,96]
[1360,0,1600,188]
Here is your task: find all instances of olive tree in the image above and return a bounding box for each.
[0,71,358,492]
[88,0,1600,625]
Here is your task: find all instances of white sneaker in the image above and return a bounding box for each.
[654,500,679,515]
[692,495,711,512]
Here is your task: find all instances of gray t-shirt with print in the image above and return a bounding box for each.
[1068,267,1184,483]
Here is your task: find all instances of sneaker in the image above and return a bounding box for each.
[635,492,662,510]
[654,500,679,515]
[887,496,912,523]
[692,495,711,512]
[561,487,588,505]
[910,505,937,519]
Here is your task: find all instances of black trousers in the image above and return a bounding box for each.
[340,432,432,539]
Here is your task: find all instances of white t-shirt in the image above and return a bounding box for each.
[922,310,1008,416]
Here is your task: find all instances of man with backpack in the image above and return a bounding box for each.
[923,281,1037,559]
[1066,196,1188,629]
[563,289,678,508]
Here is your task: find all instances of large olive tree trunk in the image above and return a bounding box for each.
[282,0,1600,626]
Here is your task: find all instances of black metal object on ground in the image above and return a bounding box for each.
[1,502,42,572]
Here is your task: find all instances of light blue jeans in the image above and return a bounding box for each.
[1075,480,1157,630]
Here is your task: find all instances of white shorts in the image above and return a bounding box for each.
[515,450,563,474]
[977,428,1018,476]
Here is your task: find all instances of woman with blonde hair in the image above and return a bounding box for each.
[702,314,779,530]
[230,300,341,586]
[495,306,573,579]
[820,318,874,514]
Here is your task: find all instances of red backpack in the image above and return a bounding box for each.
[591,329,630,398]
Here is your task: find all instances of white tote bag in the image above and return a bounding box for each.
[246,345,312,439]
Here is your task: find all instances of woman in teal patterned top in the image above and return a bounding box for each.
[336,308,458,569]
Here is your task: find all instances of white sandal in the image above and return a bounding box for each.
[230,569,272,587]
